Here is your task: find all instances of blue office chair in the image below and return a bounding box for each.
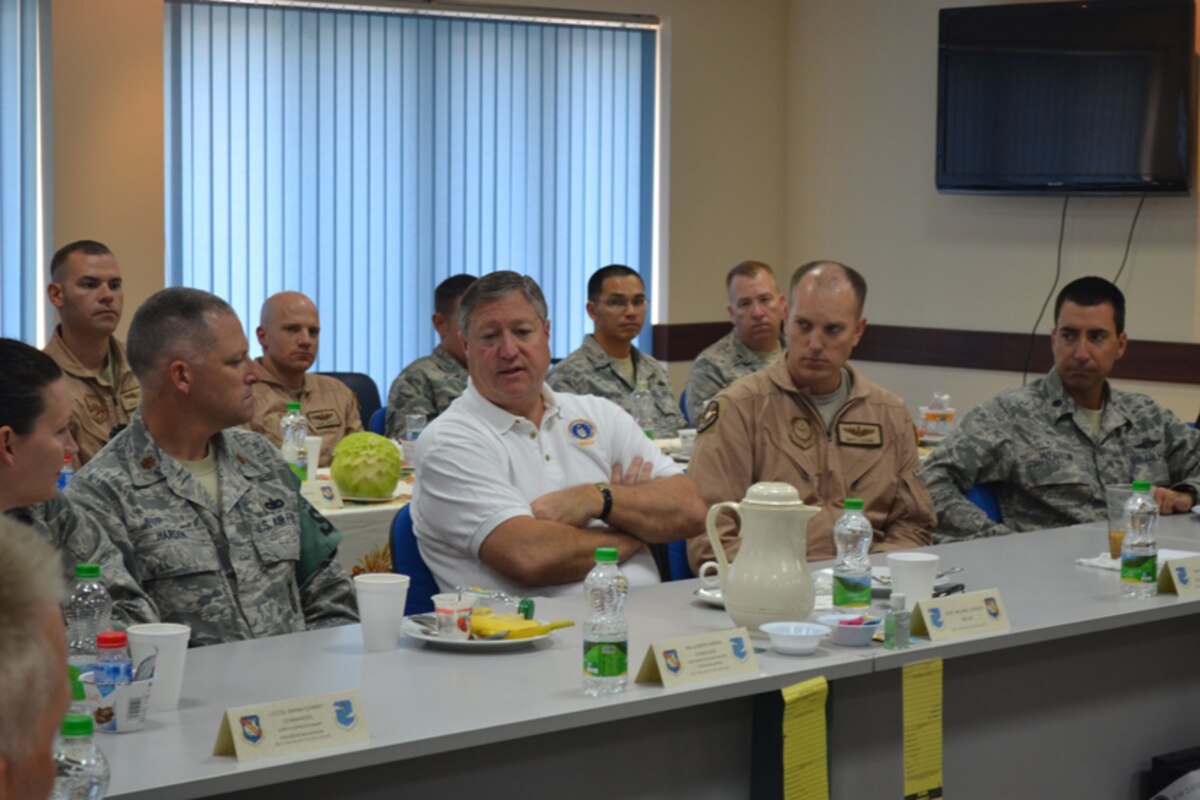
[679,389,690,426]
[368,407,386,435]
[967,483,1003,524]
[390,505,439,615]
[316,371,381,430]
[667,539,694,581]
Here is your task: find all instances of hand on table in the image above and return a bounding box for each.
[1153,486,1194,515]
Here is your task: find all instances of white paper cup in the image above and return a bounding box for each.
[127,623,191,712]
[887,552,940,601]
[305,435,323,473]
[354,574,411,651]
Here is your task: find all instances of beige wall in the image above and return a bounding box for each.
[783,0,1200,420]
[46,0,1200,421]
[51,0,164,340]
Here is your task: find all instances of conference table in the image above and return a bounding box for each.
[101,515,1200,799]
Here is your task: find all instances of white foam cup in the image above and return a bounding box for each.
[126,623,191,712]
[354,574,411,651]
[305,435,323,475]
[886,552,940,601]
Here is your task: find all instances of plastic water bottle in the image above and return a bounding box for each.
[94,631,133,684]
[51,714,110,800]
[1121,480,1158,598]
[832,498,873,610]
[884,592,912,651]
[583,547,629,696]
[631,380,654,438]
[57,456,76,490]
[280,402,308,481]
[64,564,113,672]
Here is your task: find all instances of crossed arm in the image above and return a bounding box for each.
[480,456,707,587]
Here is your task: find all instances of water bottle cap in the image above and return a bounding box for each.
[96,631,128,650]
[844,498,865,511]
[74,563,100,579]
[286,401,302,412]
[60,714,94,738]
[594,547,619,563]
[1131,480,1152,492]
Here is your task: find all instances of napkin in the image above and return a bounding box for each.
[1076,548,1200,572]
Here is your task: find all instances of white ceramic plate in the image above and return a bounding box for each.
[693,587,725,608]
[401,616,552,651]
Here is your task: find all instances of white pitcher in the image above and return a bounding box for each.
[704,482,818,635]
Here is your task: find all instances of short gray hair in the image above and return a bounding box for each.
[457,271,549,334]
[127,287,237,393]
[0,517,66,760]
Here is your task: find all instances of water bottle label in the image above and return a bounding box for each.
[288,462,308,481]
[583,640,628,679]
[1121,555,1157,584]
[833,574,871,608]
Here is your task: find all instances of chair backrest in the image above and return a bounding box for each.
[667,538,694,581]
[390,504,439,615]
[368,407,387,435]
[316,371,381,430]
[967,483,1003,524]
[679,388,689,426]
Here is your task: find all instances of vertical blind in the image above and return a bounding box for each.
[165,2,657,395]
[0,0,46,342]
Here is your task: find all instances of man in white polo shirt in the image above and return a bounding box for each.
[412,271,707,597]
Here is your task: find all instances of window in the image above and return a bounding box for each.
[0,0,48,341]
[165,1,658,395]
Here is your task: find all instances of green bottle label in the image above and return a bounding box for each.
[583,640,628,679]
[833,573,871,608]
[1120,554,1157,584]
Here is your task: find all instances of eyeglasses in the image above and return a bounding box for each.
[600,296,647,311]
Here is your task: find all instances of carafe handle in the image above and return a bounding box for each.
[704,501,739,590]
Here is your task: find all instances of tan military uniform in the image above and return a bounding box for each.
[248,359,363,467]
[43,326,142,467]
[687,360,935,572]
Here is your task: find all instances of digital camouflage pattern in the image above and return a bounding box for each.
[547,335,685,437]
[683,330,784,423]
[920,369,1200,541]
[67,411,358,647]
[7,492,157,627]
[385,345,468,439]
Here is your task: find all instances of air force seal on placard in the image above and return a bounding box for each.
[240,715,263,744]
[333,699,357,729]
[568,419,596,445]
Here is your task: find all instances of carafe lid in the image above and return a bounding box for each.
[743,482,803,505]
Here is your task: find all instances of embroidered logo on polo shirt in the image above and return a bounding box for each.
[568,419,596,446]
[837,422,882,448]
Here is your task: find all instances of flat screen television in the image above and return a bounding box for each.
[936,0,1194,194]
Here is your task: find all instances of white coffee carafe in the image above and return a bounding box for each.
[704,482,818,635]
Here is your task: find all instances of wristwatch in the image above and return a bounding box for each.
[595,482,613,521]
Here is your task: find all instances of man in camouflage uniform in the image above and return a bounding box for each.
[248,291,362,468]
[43,240,142,466]
[68,288,357,647]
[548,265,684,437]
[683,260,787,423]
[385,274,476,439]
[921,276,1200,541]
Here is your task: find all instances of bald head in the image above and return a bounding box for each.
[790,261,867,318]
[257,291,321,382]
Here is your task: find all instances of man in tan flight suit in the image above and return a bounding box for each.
[248,291,362,467]
[43,240,142,466]
[687,261,935,572]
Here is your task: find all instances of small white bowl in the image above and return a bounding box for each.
[817,614,882,647]
[759,621,830,655]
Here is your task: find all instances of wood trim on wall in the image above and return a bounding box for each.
[652,322,1200,385]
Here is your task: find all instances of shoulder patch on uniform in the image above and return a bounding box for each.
[697,399,723,434]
